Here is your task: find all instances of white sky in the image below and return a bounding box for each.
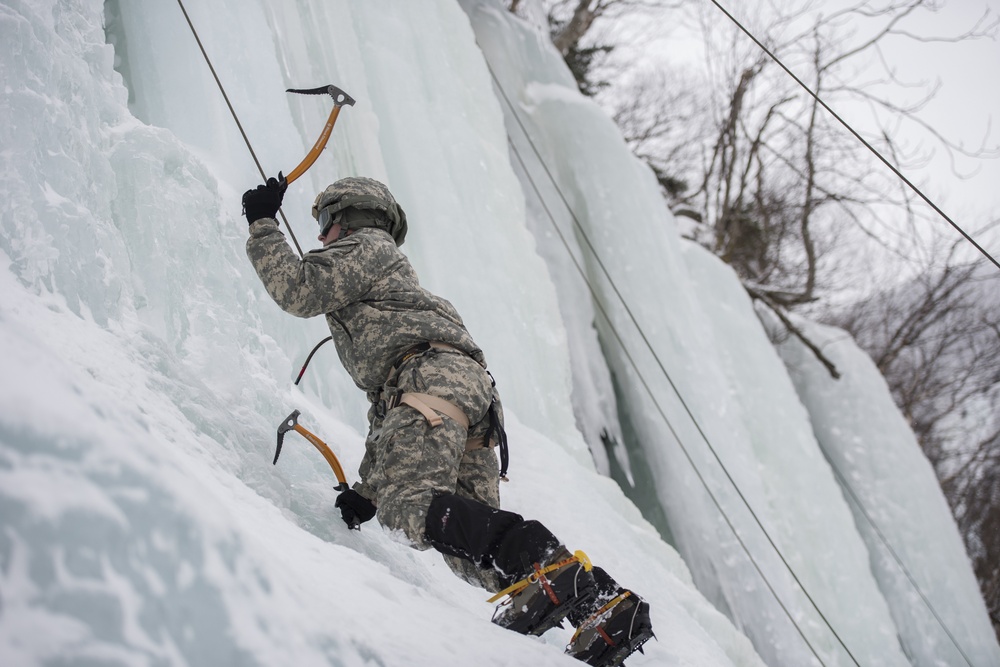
[882,1,1000,234]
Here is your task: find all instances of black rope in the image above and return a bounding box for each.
[707,0,1000,273]
[174,0,304,258]
[294,336,333,385]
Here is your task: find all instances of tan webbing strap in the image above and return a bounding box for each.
[399,392,470,430]
[465,437,495,452]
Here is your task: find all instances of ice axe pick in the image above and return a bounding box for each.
[274,410,350,493]
[282,84,356,185]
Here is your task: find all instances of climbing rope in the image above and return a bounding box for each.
[174,0,304,257]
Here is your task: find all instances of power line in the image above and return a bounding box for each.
[707,0,1000,273]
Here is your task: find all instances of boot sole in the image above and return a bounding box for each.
[591,627,654,667]
[568,599,655,666]
[528,587,597,636]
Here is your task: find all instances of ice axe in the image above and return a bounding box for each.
[274,409,350,493]
[283,84,356,185]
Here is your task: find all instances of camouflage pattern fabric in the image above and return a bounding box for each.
[361,347,503,590]
[246,221,484,391]
[311,176,397,221]
[311,176,407,245]
[246,220,502,590]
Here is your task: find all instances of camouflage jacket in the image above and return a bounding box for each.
[246,219,486,392]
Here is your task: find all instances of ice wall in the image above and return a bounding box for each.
[3,0,997,664]
[104,0,587,458]
[773,316,1000,666]
[459,2,999,666]
[0,0,771,665]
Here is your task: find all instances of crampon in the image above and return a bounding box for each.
[566,590,654,667]
[490,549,596,636]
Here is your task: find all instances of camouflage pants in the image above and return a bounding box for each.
[358,347,503,590]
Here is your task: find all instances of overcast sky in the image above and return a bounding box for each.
[884,1,1000,239]
[598,0,1000,260]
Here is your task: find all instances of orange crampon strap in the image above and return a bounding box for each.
[487,550,592,604]
[568,591,634,644]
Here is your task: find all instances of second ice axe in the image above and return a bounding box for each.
[274,409,349,492]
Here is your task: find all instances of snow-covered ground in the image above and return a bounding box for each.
[1,0,996,665]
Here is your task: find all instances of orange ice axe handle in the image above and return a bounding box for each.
[274,409,350,492]
[284,84,356,185]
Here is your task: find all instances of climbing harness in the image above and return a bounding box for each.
[295,338,512,479]
[274,409,350,493]
[388,342,511,480]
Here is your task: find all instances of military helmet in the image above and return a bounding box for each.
[312,176,408,246]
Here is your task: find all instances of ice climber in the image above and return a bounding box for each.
[242,175,654,666]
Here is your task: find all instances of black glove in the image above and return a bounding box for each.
[335,489,377,529]
[242,173,287,225]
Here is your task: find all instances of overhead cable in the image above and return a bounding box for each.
[707,0,1000,273]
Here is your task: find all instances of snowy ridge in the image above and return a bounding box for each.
[1,0,997,666]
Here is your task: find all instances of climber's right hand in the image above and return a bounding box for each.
[335,489,377,530]
[242,172,288,225]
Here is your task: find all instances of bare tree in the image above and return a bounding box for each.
[564,0,996,309]
[671,1,996,304]
[610,67,705,199]
[508,0,684,96]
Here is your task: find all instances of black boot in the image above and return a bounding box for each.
[565,567,654,667]
[424,493,596,636]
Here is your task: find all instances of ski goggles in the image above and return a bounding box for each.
[316,195,371,236]
[317,204,340,237]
